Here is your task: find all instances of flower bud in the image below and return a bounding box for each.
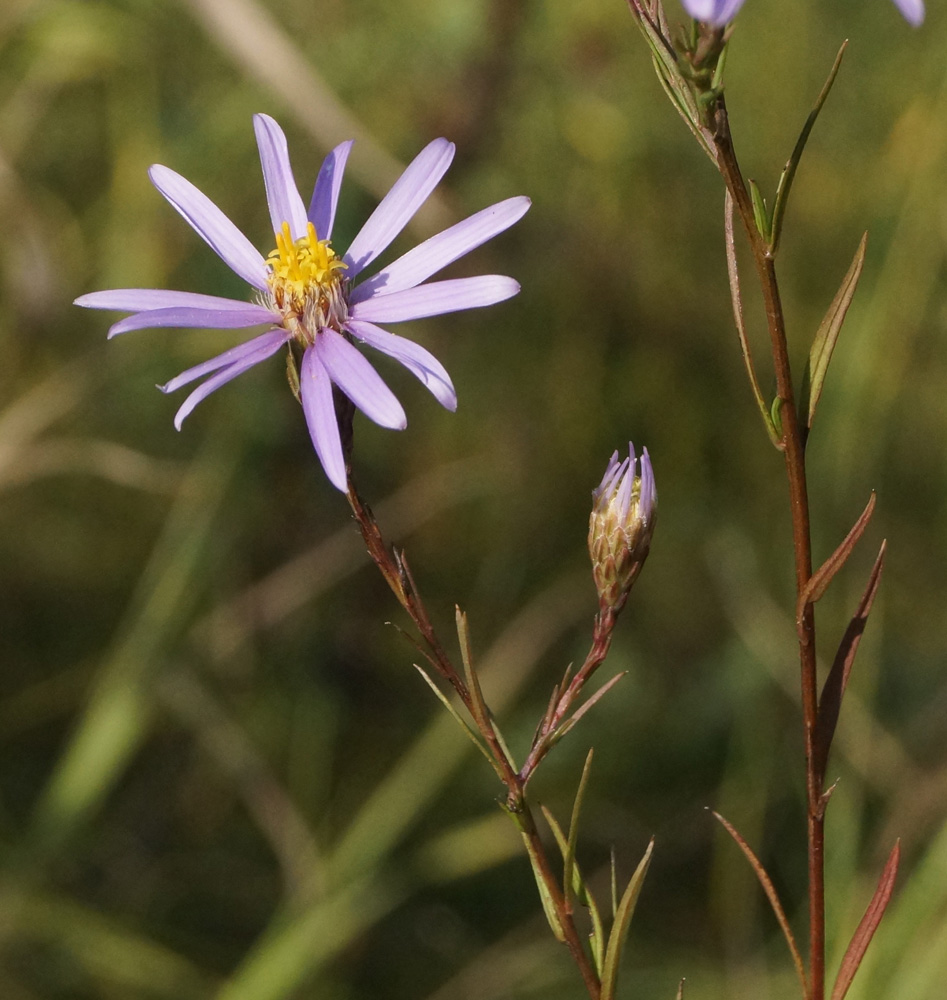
[588,444,656,612]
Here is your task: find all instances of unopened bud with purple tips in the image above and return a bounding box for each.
[588,444,656,613]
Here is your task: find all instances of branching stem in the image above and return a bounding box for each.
[345,478,603,999]
[711,97,824,1000]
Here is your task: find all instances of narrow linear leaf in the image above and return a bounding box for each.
[725,191,782,448]
[711,811,808,999]
[600,838,654,1000]
[564,749,595,911]
[801,492,876,610]
[749,179,770,242]
[629,5,715,161]
[610,846,618,919]
[456,609,516,770]
[830,841,901,1000]
[770,40,847,252]
[710,39,729,91]
[651,56,716,161]
[552,672,627,747]
[770,396,784,438]
[804,231,868,432]
[413,666,506,782]
[813,540,886,783]
[516,820,567,944]
[542,806,606,975]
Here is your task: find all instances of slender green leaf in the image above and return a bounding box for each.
[630,4,715,161]
[550,672,627,747]
[831,841,901,1000]
[804,231,868,431]
[600,838,654,1000]
[814,541,886,784]
[801,492,876,611]
[749,179,770,242]
[542,805,606,975]
[513,807,566,943]
[413,665,506,781]
[610,846,619,919]
[564,749,595,910]
[770,40,847,252]
[725,191,782,448]
[456,608,516,770]
[711,39,729,92]
[712,811,808,998]
[770,396,784,438]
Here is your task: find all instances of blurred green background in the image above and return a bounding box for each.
[2,0,946,996]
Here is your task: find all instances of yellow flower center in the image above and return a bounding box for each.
[266,221,348,343]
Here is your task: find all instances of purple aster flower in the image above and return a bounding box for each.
[588,444,656,613]
[76,115,529,491]
[682,0,923,26]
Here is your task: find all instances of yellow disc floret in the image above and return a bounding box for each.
[266,221,348,342]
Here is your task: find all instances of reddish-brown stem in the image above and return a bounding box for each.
[346,479,602,998]
[712,98,823,1000]
[519,606,617,783]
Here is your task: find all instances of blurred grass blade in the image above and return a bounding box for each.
[7,888,211,999]
[712,811,809,998]
[29,436,237,851]
[542,805,606,973]
[814,540,886,784]
[675,980,685,1000]
[215,878,402,1000]
[770,40,847,252]
[182,0,450,231]
[725,191,782,448]
[600,837,654,1000]
[414,664,506,782]
[803,231,868,433]
[801,491,876,609]
[831,841,901,1000]
[564,749,595,911]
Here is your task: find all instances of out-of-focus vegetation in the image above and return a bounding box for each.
[1,0,946,996]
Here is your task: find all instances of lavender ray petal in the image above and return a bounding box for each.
[108,305,278,339]
[75,289,270,313]
[349,196,531,304]
[682,0,745,24]
[343,138,455,278]
[300,346,347,492]
[308,140,354,241]
[170,332,289,430]
[892,0,924,24]
[149,164,268,291]
[345,319,456,411]
[350,275,520,324]
[253,114,309,239]
[160,328,289,395]
[315,329,406,430]
[640,447,657,513]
